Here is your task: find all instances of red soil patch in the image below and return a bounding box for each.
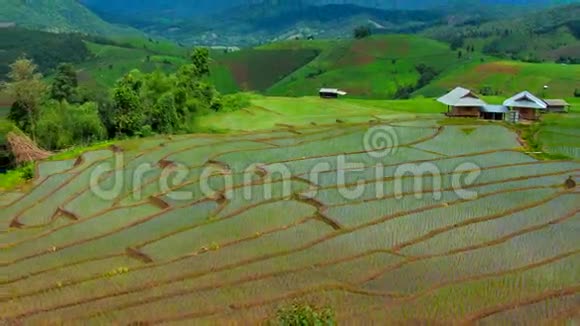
[338,39,410,67]
[343,86,372,96]
[475,63,520,75]
[220,49,319,91]
[337,53,375,66]
[352,39,392,53]
[229,62,250,90]
[548,44,580,60]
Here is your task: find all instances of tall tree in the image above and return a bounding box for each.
[51,63,78,103]
[190,48,211,79]
[3,58,47,140]
[111,70,144,136]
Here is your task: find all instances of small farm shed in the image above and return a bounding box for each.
[437,87,487,117]
[503,91,547,121]
[319,88,347,99]
[481,105,508,120]
[543,99,570,113]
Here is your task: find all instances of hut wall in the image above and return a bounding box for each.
[450,106,480,117]
[515,107,539,120]
[319,92,338,99]
[546,106,567,113]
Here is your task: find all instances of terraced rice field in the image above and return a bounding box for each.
[539,114,580,159]
[0,119,578,324]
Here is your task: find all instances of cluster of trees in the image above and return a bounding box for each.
[354,26,372,39]
[3,59,106,150]
[479,85,500,96]
[2,48,246,152]
[556,56,580,64]
[100,48,224,137]
[394,64,439,99]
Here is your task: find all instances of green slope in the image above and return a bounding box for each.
[416,60,580,98]
[0,26,189,88]
[0,27,92,79]
[210,48,320,93]
[78,41,187,88]
[0,0,138,36]
[266,35,487,98]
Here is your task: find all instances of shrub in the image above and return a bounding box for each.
[0,161,35,190]
[36,101,106,150]
[220,93,251,113]
[479,86,495,96]
[273,302,335,326]
[449,37,464,50]
[354,26,371,39]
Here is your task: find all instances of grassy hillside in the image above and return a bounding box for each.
[78,42,187,88]
[0,0,138,36]
[64,34,580,100]
[210,48,320,93]
[538,113,580,159]
[416,60,580,98]
[0,28,91,79]
[0,27,189,88]
[197,95,416,131]
[266,35,487,98]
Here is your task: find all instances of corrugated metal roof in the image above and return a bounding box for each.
[481,105,509,113]
[437,87,486,107]
[503,91,547,109]
[544,99,570,107]
[319,88,347,95]
[320,88,338,93]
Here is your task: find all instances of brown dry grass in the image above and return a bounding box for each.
[6,131,51,164]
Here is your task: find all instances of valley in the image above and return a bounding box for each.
[0,0,578,324]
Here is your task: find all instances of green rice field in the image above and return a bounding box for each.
[538,113,580,159]
[0,111,578,324]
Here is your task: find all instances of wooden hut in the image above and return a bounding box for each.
[319,88,347,99]
[437,87,487,117]
[543,99,570,113]
[503,91,546,121]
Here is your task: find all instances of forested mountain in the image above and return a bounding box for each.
[78,0,579,46]
[80,0,578,18]
[1,0,577,47]
[165,4,445,46]
[423,3,580,62]
[0,0,139,36]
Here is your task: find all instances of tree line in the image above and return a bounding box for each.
[1,48,249,158]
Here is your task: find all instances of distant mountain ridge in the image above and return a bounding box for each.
[180,3,445,46]
[80,0,579,18]
[78,0,580,46]
[0,0,139,36]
